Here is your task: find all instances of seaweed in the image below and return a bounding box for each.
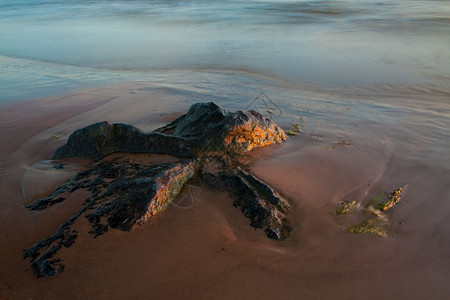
[377,185,407,211]
[366,194,382,209]
[332,185,407,238]
[285,123,302,136]
[345,219,391,238]
[328,140,351,150]
[331,200,360,215]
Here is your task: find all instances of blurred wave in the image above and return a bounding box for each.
[0,0,449,102]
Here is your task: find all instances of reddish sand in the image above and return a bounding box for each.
[1,83,449,299]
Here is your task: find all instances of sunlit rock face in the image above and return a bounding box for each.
[53,102,287,161]
[25,102,291,277]
[25,159,197,277]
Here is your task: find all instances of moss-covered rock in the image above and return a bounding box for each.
[331,200,360,215]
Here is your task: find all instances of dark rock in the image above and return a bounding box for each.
[200,156,291,240]
[25,160,196,277]
[25,102,292,277]
[53,102,286,161]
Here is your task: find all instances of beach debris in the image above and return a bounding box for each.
[285,130,297,136]
[345,219,391,238]
[377,185,407,211]
[285,123,302,136]
[49,134,65,140]
[332,185,407,238]
[24,102,291,277]
[365,194,385,217]
[328,140,351,150]
[331,200,360,215]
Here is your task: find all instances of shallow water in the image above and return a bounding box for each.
[0,1,449,298]
[1,0,449,103]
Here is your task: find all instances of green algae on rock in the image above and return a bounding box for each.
[377,185,407,211]
[331,200,360,215]
[327,140,351,150]
[284,123,302,136]
[333,186,408,238]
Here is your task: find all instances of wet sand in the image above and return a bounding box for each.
[1,83,449,299]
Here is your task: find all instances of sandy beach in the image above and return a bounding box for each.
[1,81,449,299]
[1,0,450,298]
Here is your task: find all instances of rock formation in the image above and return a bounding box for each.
[53,102,287,161]
[199,157,291,240]
[25,102,291,277]
[24,159,196,276]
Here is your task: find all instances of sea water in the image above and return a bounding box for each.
[1,2,450,296]
[0,0,449,103]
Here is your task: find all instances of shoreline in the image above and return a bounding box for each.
[1,52,449,107]
[1,82,449,299]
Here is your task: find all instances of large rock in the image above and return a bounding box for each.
[24,102,292,277]
[53,102,287,161]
